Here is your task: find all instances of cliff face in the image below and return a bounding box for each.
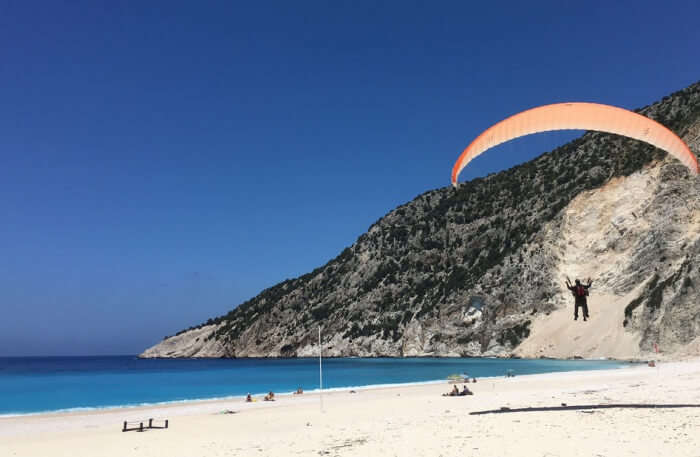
[514,156,700,359]
[141,82,700,360]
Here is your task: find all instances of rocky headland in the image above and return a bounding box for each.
[141,81,700,361]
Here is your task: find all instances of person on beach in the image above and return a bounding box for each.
[443,385,460,396]
[264,391,275,401]
[566,277,592,321]
[459,385,473,396]
[246,393,252,402]
[294,387,303,395]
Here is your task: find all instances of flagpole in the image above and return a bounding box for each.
[319,325,324,412]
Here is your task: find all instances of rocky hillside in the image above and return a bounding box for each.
[141,81,700,360]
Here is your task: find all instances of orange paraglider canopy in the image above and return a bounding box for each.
[451,102,699,186]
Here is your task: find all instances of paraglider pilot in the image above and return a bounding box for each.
[566,277,592,321]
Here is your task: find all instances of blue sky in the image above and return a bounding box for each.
[1,1,699,356]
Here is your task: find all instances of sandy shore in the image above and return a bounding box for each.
[2,359,700,457]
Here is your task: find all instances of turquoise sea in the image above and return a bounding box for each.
[0,356,627,415]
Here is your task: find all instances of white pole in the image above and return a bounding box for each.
[319,325,324,412]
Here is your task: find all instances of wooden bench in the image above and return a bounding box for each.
[122,418,169,432]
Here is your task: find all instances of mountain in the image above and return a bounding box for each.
[141,81,700,360]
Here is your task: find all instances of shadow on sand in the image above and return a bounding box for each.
[469,403,700,415]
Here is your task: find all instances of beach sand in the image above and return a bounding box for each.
[2,359,700,457]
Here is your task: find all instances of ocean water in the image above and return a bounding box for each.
[0,356,627,415]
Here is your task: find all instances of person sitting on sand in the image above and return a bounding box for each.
[246,393,252,402]
[443,385,460,397]
[460,385,473,396]
[294,387,303,395]
[264,391,275,401]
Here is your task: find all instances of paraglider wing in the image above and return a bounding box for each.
[451,102,699,186]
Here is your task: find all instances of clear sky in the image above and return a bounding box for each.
[2,1,699,356]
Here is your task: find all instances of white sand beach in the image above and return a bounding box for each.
[2,359,700,457]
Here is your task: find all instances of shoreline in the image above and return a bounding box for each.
[0,358,633,418]
[1,364,630,419]
[2,358,699,456]
[0,361,641,421]
[0,379,450,419]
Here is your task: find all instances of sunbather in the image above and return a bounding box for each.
[442,385,460,397]
[459,385,473,396]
